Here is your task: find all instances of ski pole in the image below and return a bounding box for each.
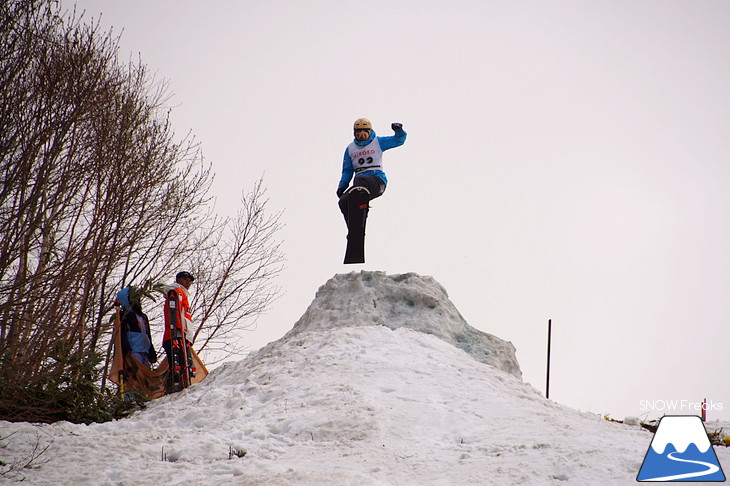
[546,319,552,399]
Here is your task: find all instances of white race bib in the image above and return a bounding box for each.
[348,138,383,172]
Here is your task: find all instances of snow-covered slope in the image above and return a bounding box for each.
[1,272,727,485]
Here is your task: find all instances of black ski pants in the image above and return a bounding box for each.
[338,174,386,223]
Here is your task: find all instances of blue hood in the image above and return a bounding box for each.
[117,287,132,311]
[117,286,142,311]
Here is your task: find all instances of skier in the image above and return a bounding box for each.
[117,286,157,368]
[337,118,407,221]
[162,271,195,387]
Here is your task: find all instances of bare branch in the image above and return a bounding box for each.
[0,2,284,420]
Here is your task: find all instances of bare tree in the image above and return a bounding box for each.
[188,178,284,361]
[0,1,282,422]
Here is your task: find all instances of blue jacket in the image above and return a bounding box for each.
[117,287,157,367]
[338,128,407,191]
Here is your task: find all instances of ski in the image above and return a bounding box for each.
[166,289,190,392]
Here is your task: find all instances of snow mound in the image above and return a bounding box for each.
[7,271,726,485]
[1,321,659,485]
[286,271,522,379]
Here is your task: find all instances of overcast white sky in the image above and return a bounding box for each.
[64,0,730,421]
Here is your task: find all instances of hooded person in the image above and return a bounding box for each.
[116,286,157,368]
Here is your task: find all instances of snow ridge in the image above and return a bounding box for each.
[285,271,522,379]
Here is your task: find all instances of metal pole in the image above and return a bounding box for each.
[546,319,552,399]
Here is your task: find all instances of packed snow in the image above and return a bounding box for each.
[1,272,728,485]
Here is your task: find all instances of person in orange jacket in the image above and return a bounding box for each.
[162,271,195,381]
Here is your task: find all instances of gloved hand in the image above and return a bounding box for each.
[391,122,403,132]
[337,187,346,198]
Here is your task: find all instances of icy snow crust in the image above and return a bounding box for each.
[288,271,522,379]
[2,271,728,485]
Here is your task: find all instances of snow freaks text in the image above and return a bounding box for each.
[639,399,724,414]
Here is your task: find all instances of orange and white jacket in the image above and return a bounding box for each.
[162,283,193,343]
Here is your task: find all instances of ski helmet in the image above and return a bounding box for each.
[353,118,372,131]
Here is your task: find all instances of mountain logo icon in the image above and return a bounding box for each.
[637,415,726,482]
